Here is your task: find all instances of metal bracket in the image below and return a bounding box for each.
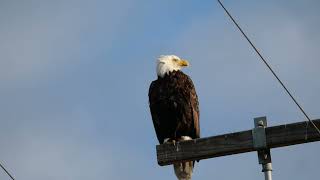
[252,116,267,150]
[252,117,272,165]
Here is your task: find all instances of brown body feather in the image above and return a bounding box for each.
[148,70,200,144]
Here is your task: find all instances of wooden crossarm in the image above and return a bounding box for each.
[156,119,320,166]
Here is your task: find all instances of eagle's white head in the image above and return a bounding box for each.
[156,55,189,78]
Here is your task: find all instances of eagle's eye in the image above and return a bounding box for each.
[173,58,178,62]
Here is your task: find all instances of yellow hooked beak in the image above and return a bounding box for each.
[178,59,189,67]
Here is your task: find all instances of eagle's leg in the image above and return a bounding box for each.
[163,138,170,144]
[180,136,192,141]
[163,138,176,146]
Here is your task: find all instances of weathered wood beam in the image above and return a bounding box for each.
[157,119,320,166]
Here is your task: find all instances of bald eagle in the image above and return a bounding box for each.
[149,55,200,180]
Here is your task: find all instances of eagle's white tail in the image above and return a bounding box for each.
[173,161,193,180]
[172,136,194,180]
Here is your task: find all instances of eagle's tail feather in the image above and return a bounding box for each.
[163,137,194,180]
[172,136,194,180]
[173,161,193,180]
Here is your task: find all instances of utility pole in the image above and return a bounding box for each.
[156,117,320,179]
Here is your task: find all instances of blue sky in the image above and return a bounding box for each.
[0,0,319,179]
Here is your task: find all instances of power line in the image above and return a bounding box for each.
[0,162,15,180]
[217,0,320,135]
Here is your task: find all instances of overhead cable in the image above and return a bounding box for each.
[217,0,320,134]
